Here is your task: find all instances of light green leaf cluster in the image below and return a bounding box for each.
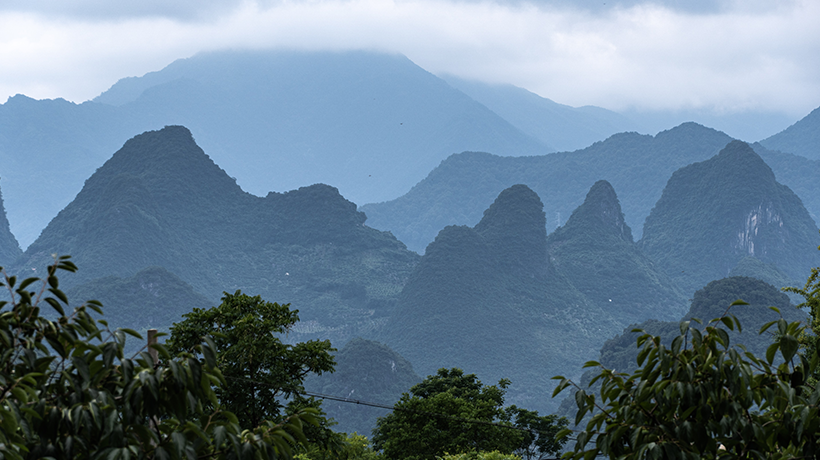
[0,256,315,460]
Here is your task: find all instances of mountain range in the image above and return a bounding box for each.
[0,122,816,420]
[3,49,615,248]
[362,120,820,255]
[3,49,820,430]
[5,49,816,250]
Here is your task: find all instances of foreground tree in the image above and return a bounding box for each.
[372,368,567,460]
[505,405,568,460]
[0,257,315,459]
[554,299,818,459]
[167,291,336,430]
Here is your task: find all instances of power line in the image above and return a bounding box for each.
[225,375,572,440]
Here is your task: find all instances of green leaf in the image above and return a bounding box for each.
[780,334,799,362]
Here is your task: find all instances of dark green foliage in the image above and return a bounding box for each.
[167,291,336,430]
[504,406,568,460]
[372,369,548,460]
[0,184,21,266]
[558,276,807,422]
[760,106,820,160]
[554,310,818,458]
[304,338,421,437]
[14,126,420,344]
[362,122,736,253]
[547,180,688,325]
[640,140,820,295]
[0,257,316,459]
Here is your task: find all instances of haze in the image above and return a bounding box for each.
[1,0,818,129]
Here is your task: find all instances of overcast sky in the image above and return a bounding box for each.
[1,0,818,119]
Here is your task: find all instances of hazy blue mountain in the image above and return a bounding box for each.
[620,107,796,142]
[304,338,421,436]
[362,122,734,253]
[760,106,820,159]
[441,76,637,152]
[0,183,21,266]
[96,49,548,204]
[547,180,688,325]
[639,141,820,296]
[15,126,420,342]
[379,184,647,413]
[0,50,549,248]
[0,95,145,248]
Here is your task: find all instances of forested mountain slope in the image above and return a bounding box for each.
[639,141,820,296]
[15,126,420,340]
[379,184,686,413]
[547,180,687,325]
[304,338,421,436]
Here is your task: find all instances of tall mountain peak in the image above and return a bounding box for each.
[474,184,547,274]
[557,179,632,243]
[547,181,686,324]
[640,140,820,295]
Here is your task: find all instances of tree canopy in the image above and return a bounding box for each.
[0,257,316,460]
[372,368,567,460]
[166,291,336,430]
[554,299,819,459]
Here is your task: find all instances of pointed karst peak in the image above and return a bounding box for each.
[559,180,632,242]
[474,184,546,239]
[473,184,547,273]
[87,125,243,199]
[711,140,776,183]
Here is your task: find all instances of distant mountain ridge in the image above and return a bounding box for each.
[0,49,550,248]
[361,122,736,253]
[760,107,820,160]
[441,76,637,152]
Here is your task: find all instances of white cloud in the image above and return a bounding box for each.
[0,0,817,117]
